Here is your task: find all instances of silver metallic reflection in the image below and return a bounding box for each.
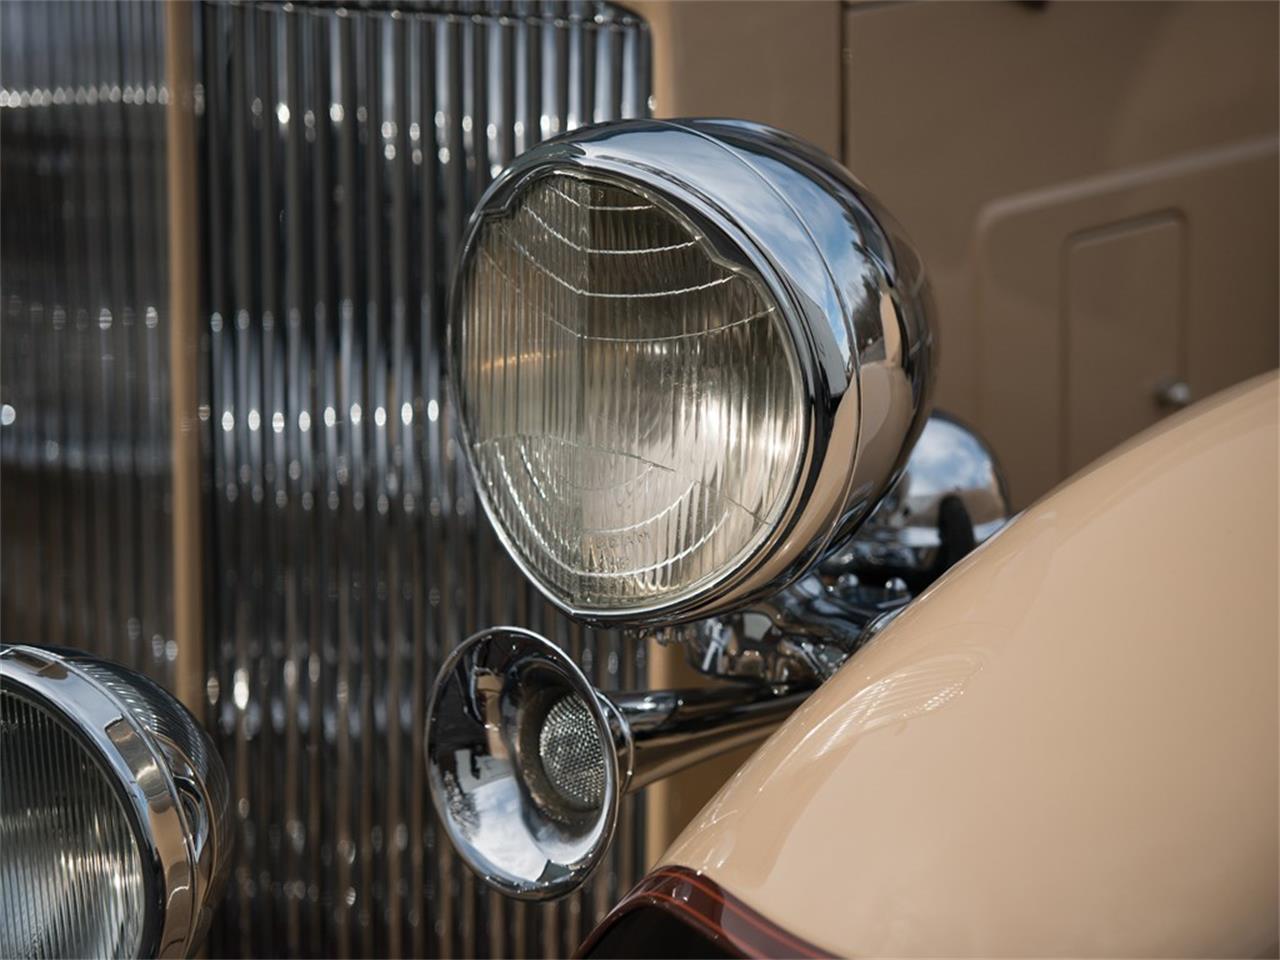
[832,413,1011,582]
[427,628,803,899]
[0,0,175,684]
[682,412,1011,687]
[1,0,655,955]
[683,570,914,689]
[452,118,935,627]
[0,645,231,959]
[1,684,148,959]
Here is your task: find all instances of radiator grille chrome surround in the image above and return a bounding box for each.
[198,2,652,956]
[451,119,937,627]
[0,645,232,960]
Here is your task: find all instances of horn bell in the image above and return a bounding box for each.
[425,627,623,900]
[427,626,811,899]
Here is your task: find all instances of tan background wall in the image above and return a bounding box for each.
[627,0,1279,860]
[842,0,1279,506]
[628,0,843,157]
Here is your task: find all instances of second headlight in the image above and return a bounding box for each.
[451,119,934,625]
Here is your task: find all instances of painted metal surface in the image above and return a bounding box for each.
[840,0,1279,508]
[579,865,831,959]
[663,374,1279,956]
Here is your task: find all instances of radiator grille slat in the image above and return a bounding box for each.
[198,3,651,957]
[0,0,174,684]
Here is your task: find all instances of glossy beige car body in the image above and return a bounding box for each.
[661,374,1279,956]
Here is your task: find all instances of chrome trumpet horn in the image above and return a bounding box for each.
[426,628,807,899]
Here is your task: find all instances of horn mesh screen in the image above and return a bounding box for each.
[0,683,148,960]
[537,694,606,810]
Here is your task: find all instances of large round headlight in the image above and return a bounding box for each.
[452,119,934,625]
[459,170,807,614]
[0,646,231,959]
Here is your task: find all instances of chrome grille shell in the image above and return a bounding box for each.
[197,2,652,956]
[0,0,653,956]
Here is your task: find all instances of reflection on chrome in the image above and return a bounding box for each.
[429,113,1027,904]
[427,629,620,901]
[0,0,655,953]
[0,645,231,959]
[834,414,1012,584]
[678,413,1011,691]
[427,628,807,899]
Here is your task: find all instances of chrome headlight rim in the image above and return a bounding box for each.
[449,157,822,625]
[1,665,163,958]
[449,118,933,628]
[0,645,227,959]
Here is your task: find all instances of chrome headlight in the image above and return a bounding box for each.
[0,646,231,959]
[452,119,934,625]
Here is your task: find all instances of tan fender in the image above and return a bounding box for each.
[661,373,1279,957]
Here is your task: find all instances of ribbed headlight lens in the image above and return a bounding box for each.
[452,120,936,625]
[457,172,806,614]
[0,646,231,959]
[0,685,148,959]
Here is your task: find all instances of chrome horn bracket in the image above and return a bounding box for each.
[426,628,809,900]
[426,413,1013,900]
[676,570,914,689]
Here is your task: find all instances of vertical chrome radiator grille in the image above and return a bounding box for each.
[198,2,651,957]
[0,0,175,685]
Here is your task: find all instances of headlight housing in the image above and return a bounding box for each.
[452,119,934,625]
[0,645,231,959]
